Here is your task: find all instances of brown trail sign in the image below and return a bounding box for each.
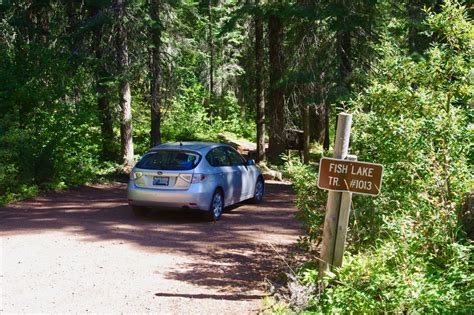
[318,158,383,196]
[318,113,385,282]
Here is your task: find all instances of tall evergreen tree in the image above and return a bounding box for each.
[150,0,162,147]
[89,1,116,161]
[255,0,266,162]
[267,2,286,161]
[115,0,134,167]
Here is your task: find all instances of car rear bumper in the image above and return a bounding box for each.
[127,180,212,211]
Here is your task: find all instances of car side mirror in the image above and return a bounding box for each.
[246,159,255,166]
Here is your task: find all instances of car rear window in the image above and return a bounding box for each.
[136,150,201,170]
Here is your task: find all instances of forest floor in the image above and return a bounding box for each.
[1,181,301,314]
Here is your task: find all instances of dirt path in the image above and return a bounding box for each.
[1,181,301,314]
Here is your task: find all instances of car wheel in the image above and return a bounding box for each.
[207,190,223,221]
[251,178,264,204]
[132,205,150,217]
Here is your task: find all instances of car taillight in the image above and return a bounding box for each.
[191,174,206,183]
[131,171,143,180]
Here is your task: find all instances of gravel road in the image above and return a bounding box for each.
[1,181,301,314]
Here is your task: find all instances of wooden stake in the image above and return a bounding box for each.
[319,113,352,279]
[333,155,357,267]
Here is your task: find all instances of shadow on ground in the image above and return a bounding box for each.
[1,182,301,293]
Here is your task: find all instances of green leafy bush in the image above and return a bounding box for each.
[0,41,106,204]
[0,95,107,204]
[285,1,473,312]
[161,84,211,142]
[283,158,327,251]
[160,84,255,144]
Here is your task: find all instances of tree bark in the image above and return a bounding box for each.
[115,0,134,168]
[302,103,310,164]
[334,0,352,135]
[323,101,330,150]
[311,73,330,151]
[255,0,265,162]
[90,4,115,161]
[236,85,246,121]
[150,0,162,147]
[267,5,285,161]
[337,26,351,93]
[97,86,115,161]
[208,0,214,99]
[407,0,441,54]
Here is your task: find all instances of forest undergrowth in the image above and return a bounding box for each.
[0,87,251,206]
[274,2,473,312]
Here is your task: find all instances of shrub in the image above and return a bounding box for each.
[285,1,473,312]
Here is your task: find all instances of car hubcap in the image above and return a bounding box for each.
[255,181,263,201]
[212,193,222,217]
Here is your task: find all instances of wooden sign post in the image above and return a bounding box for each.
[318,113,383,279]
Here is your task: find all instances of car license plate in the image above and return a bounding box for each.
[153,176,169,186]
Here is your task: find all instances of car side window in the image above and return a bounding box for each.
[206,147,230,167]
[225,147,245,166]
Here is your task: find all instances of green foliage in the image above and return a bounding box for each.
[0,97,106,205]
[283,158,326,251]
[284,1,473,312]
[135,83,256,149]
[0,0,471,311]
[162,84,211,141]
[308,241,472,313]
[0,14,106,204]
[0,0,259,204]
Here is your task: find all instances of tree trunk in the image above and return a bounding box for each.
[97,87,115,161]
[150,0,162,147]
[323,101,330,150]
[237,85,246,121]
[302,103,310,164]
[407,0,440,54]
[255,0,265,162]
[208,0,214,99]
[338,26,351,94]
[310,105,323,142]
[408,0,422,53]
[317,75,330,151]
[312,75,330,151]
[335,1,352,135]
[267,6,285,161]
[116,0,134,168]
[90,5,115,161]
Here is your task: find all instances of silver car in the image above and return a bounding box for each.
[127,142,264,220]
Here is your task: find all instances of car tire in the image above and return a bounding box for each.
[132,205,150,217]
[251,178,264,204]
[207,190,223,221]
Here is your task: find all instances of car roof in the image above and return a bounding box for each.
[149,141,227,153]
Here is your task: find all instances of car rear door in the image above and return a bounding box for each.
[224,147,250,201]
[206,147,240,205]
